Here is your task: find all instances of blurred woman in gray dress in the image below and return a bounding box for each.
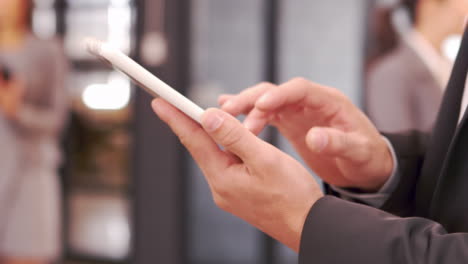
[0,0,68,263]
[366,0,468,133]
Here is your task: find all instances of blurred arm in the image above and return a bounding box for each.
[366,65,415,133]
[15,41,68,135]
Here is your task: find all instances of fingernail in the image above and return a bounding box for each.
[222,100,233,110]
[203,112,224,132]
[151,100,161,113]
[258,94,270,105]
[244,120,254,132]
[309,129,328,152]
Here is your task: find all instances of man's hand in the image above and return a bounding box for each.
[219,78,394,192]
[152,98,324,252]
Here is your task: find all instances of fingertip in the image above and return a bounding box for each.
[243,119,264,135]
[152,98,185,124]
[202,107,223,116]
[256,92,278,111]
[151,98,158,108]
[306,128,328,153]
[221,100,234,111]
[218,97,227,106]
[218,94,233,106]
[257,93,270,107]
[243,120,256,133]
[201,108,226,132]
[151,98,161,113]
[151,97,167,114]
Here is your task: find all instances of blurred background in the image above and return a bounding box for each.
[0,0,463,264]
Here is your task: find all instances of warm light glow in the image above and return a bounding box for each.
[110,0,131,5]
[443,35,462,62]
[82,73,131,110]
[105,217,131,254]
[107,4,132,55]
[32,8,57,39]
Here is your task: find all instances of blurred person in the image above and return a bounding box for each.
[0,0,68,264]
[366,0,468,133]
[0,67,22,257]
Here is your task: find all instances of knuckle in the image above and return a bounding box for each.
[211,176,229,196]
[257,151,277,168]
[358,137,373,159]
[328,86,342,96]
[213,195,227,210]
[178,136,193,148]
[219,125,244,149]
[246,82,276,99]
[178,125,203,147]
[327,132,346,154]
[342,135,370,164]
[337,133,355,154]
[326,86,346,100]
[216,186,230,201]
[290,77,309,86]
[212,183,232,210]
[338,132,348,147]
[257,81,275,89]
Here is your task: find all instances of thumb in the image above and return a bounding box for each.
[201,108,265,161]
[306,127,371,163]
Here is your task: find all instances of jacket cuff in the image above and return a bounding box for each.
[299,195,392,264]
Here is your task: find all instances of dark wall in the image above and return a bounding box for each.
[132,0,190,263]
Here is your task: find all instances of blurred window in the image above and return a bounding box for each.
[49,0,137,261]
[187,1,264,263]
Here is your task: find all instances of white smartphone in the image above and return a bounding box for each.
[85,38,204,123]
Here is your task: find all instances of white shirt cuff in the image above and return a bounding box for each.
[330,137,400,208]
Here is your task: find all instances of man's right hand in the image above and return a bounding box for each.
[219,78,394,192]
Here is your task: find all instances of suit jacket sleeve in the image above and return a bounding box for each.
[298,132,461,263]
[379,131,428,216]
[299,195,468,264]
[326,131,428,217]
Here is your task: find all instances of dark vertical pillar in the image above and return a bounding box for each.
[362,0,377,110]
[132,0,190,263]
[55,0,66,36]
[262,0,280,263]
[265,0,279,84]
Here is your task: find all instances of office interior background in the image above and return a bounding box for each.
[2,0,462,263]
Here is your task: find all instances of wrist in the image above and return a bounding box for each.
[284,190,324,252]
[378,136,396,189]
[355,137,395,192]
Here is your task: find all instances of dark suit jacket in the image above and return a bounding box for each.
[299,29,468,263]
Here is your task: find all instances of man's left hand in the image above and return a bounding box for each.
[152,98,324,252]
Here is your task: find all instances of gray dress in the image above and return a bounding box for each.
[366,41,443,133]
[0,34,68,260]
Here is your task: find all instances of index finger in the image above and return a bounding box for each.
[151,98,236,181]
[221,82,276,116]
[255,78,341,113]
